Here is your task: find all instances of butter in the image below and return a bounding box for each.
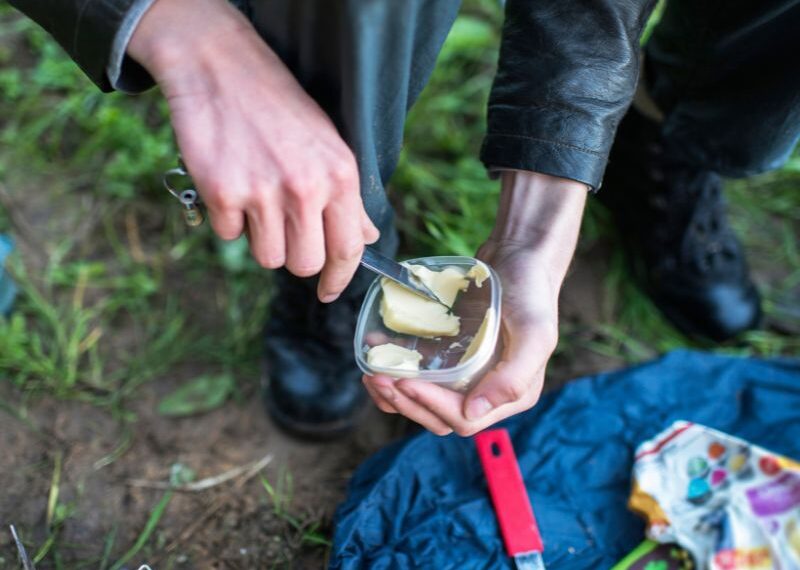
[465,261,490,287]
[408,265,469,306]
[367,343,423,371]
[458,308,494,364]
[379,265,468,338]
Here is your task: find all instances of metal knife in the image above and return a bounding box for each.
[360,246,450,309]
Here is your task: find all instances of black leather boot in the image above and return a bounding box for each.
[262,268,375,439]
[599,106,761,342]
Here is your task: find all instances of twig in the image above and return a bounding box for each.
[126,452,273,492]
[124,209,147,263]
[151,452,274,563]
[9,525,36,570]
[160,496,227,557]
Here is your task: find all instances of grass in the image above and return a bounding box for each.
[260,472,332,550]
[1,0,798,566]
[108,490,173,570]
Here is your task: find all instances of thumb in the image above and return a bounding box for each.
[463,320,556,421]
[361,209,380,244]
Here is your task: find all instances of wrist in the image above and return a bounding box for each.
[487,171,587,272]
[128,0,252,85]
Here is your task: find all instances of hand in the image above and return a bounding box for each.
[362,171,587,436]
[128,0,379,302]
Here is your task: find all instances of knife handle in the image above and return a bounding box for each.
[475,428,543,557]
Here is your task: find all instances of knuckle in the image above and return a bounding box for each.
[542,324,559,354]
[523,389,541,410]
[499,378,527,403]
[215,225,241,241]
[203,180,236,210]
[288,260,324,277]
[454,424,477,438]
[329,158,358,187]
[284,175,318,202]
[332,241,364,263]
[254,251,284,269]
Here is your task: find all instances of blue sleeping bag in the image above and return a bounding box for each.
[331,350,800,569]
[0,234,16,316]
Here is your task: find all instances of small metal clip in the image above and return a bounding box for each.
[164,156,205,227]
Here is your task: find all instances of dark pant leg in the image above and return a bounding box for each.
[645,0,800,177]
[247,0,461,275]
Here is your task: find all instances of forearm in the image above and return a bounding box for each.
[127,0,253,89]
[489,171,587,279]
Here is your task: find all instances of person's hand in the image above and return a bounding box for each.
[362,171,587,436]
[128,0,379,302]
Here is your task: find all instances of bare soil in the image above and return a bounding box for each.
[0,175,622,568]
[5,166,796,568]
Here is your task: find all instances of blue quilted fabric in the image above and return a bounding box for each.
[0,234,16,316]
[331,350,800,569]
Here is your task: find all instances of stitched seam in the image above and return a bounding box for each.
[485,133,605,157]
[489,100,588,115]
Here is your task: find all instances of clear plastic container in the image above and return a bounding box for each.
[354,256,502,392]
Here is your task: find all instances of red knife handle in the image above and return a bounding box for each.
[475,428,544,557]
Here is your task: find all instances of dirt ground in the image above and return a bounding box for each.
[3,161,797,569]
[0,278,620,570]
[0,176,622,569]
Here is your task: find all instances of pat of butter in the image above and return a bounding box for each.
[458,308,493,364]
[367,344,423,371]
[379,265,469,338]
[466,261,490,287]
[407,265,469,306]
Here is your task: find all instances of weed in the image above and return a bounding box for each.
[108,491,173,570]
[261,472,332,550]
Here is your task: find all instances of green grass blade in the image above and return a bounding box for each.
[109,490,173,570]
[99,524,117,570]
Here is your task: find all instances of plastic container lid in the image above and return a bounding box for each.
[353,256,502,392]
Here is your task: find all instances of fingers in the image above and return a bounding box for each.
[462,318,555,421]
[208,209,245,241]
[389,317,555,436]
[246,203,286,269]
[189,170,246,241]
[394,379,474,434]
[362,317,555,436]
[206,200,246,241]
[317,156,377,301]
[284,192,326,278]
[364,375,453,436]
[361,208,380,245]
[394,370,543,437]
[187,148,376,289]
[317,198,366,303]
[362,375,399,414]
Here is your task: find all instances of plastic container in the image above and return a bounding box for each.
[354,256,502,392]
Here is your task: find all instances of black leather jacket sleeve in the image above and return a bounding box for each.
[8,0,143,92]
[481,0,657,189]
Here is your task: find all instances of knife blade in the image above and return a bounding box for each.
[360,246,450,309]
